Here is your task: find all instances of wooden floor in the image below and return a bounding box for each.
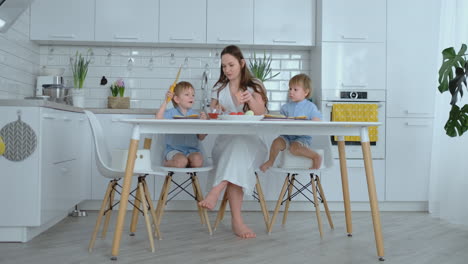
[0,211,467,264]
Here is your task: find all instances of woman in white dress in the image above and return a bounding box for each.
[199,45,268,239]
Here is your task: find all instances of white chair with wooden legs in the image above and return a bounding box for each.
[267,135,334,238]
[213,172,270,232]
[84,110,164,253]
[151,134,214,236]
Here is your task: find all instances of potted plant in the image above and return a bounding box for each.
[108,79,130,109]
[248,52,280,82]
[70,49,92,107]
[438,44,468,137]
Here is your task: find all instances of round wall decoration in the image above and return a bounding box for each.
[0,110,37,162]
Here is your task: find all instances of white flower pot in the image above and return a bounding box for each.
[72,89,85,108]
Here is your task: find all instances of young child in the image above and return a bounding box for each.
[260,74,322,172]
[156,81,207,168]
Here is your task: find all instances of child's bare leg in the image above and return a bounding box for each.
[289,142,322,170]
[164,153,188,168]
[226,183,256,238]
[199,180,228,210]
[260,137,286,172]
[187,152,203,168]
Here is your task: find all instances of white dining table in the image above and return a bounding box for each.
[110,119,385,261]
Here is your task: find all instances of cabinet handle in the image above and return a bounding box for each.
[42,115,56,120]
[342,82,368,87]
[49,34,76,39]
[273,39,297,43]
[170,36,194,41]
[114,35,139,40]
[111,118,122,122]
[406,121,431,126]
[217,38,240,42]
[63,117,72,122]
[405,110,431,115]
[341,35,368,40]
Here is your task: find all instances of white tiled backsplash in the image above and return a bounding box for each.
[0,8,40,99]
[40,46,311,111]
[0,9,311,111]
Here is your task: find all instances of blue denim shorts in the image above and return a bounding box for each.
[280,135,312,149]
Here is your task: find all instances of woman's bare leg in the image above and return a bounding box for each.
[187,152,203,168]
[227,183,256,239]
[164,153,188,168]
[199,180,228,210]
[289,142,322,170]
[260,137,286,172]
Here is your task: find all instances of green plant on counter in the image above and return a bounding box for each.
[438,44,468,137]
[248,52,279,82]
[70,49,93,89]
[110,79,125,97]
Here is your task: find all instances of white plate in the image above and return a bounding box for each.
[218,115,264,121]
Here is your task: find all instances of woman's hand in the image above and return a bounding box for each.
[238,91,253,104]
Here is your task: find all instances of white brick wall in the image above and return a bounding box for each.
[40,46,311,111]
[0,8,40,99]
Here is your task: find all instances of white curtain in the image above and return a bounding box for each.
[429,0,468,227]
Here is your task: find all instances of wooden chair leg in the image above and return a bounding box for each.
[88,180,113,252]
[101,181,116,239]
[316,175,334,229]
[282,175,295,226]
[213,191,228,231]
[311,174,324,239]
[156,174,173,227]
[193,174,213,235]
[190,174,205,225]
[129,180,142,235]
[142,178,161,240]
[268,175,290,233]
[155,176,169,226]
[255,173,270,230]
[138,182,155,252]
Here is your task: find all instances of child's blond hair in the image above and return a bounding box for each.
[289,74,312,98]
[172,81,194,107]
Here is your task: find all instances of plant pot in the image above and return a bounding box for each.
[108,96,130,109]
[72,89,85,108]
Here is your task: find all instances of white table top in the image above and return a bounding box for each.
[120,119,381,138]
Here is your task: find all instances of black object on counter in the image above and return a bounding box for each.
[100,76,108,85]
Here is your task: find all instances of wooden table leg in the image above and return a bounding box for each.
[337,138,352,236]
[110,136,140,260]
[361,128,385,260]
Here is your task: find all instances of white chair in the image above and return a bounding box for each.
[84,110,164,253]
[267,135,334,238]
[150,134,214,235]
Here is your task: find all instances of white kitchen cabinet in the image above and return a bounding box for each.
[385,118,433,201]
[319,0,386,43]
[254,0,314,46]
[207,0,253,45]
[386,0,440,118]
[320,159,385,202]
[0,107,89,242]
[30,0,95,41]
[321,42,386,91]
[159,0,207,44]
[95,0,159,43]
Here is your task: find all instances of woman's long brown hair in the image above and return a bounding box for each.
[213,45,268,112]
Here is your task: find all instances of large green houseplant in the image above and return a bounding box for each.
[438,44,468,137]
[248,52,279,82]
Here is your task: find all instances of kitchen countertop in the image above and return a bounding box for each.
[0,99,157,115]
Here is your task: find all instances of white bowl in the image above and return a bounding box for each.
[40,67,65,76]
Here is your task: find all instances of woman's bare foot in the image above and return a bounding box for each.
[199,181,228,210]
[310,154,322,170]
[232,219,256,239]
[260,160,274,172]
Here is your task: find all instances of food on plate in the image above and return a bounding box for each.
[264,114,286,119]
[229,112,237,115]
[245,110,254,116]
[292,115,307,120]
[208,113,219,119]
[173,114,199,119]
[237,112,244,115]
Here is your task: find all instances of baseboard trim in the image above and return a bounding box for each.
[79,200,428,212]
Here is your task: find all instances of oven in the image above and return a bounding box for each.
[321,90,385,159]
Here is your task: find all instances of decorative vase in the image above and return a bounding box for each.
[108,96,130,109]
[72,89,85,108]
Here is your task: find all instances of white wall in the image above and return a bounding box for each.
[40,45,312,111]
[0,8,39,99]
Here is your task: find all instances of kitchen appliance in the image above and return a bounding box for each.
[36,75,63,97]
[321,90,386,159]
[42,84,72,105]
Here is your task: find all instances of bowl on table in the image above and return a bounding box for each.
[208,113,219,119]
